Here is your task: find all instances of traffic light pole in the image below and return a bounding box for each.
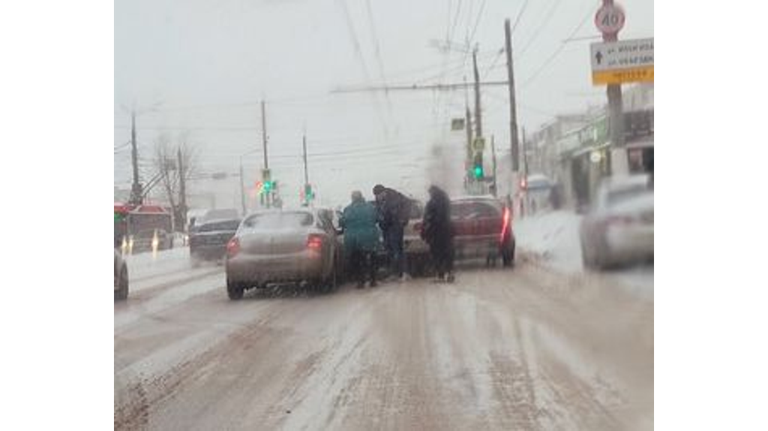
[129,110,142,206]
[302,134,309,186]
[261,100,271,208]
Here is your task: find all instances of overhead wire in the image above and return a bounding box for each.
[518,0,565,58]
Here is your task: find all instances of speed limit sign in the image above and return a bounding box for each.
[595,3,625,35]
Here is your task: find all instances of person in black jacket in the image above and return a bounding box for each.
[421,185,455,283]
[372,184,410,280]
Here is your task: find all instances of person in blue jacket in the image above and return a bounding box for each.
[340,191,381,288]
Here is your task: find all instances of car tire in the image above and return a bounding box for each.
[321,263,338,294]
[115,267,129,301]
[581,240,593,268]
[227,278,245,300]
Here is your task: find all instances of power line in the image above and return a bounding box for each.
[448,0,464,47]
[364,0,391,111]
[519,0,564,58]
[114,125,262,132]
[467,0,488,46]
[520,2,594,89]
[337,0,390,142]
[510,0,532,34]
[482,48,506,80]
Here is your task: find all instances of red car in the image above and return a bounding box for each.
[450,196,515,267]
[413,195,515,270]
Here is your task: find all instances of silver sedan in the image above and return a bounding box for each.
[225,209,342,300]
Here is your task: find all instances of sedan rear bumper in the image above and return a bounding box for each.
[226,250,326,285]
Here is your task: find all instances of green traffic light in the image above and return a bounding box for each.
[473,165,483,178]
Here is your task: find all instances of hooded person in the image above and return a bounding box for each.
[421,185,455,282]
[340,190,380,288]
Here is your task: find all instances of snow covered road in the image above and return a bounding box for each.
[115,256,653,430]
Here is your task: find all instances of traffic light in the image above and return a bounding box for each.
[301,184,315,205]
[472,152,484,180]
[263,181,273,192]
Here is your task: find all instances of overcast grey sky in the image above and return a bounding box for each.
[114,0,653,208]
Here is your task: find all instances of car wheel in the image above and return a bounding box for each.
[227,278,245,300]
[115,267,129,301]
[322,264,338,294]
[581,240,593,268]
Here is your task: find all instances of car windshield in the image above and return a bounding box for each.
[198,220,240,232]
[242,212,313,229]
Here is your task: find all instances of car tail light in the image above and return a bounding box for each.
[500,206,511,243]
[307,234,323,251]
[226,238,241,257]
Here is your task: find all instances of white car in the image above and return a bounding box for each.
[580,175,653,269]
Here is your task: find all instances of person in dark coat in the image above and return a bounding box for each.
[372,184,410,280]
[421,185,455,282]
[340,191,380,288]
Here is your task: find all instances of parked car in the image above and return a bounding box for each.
[189,218,241,265]
[127,228,173,254]
[114,249,129,300]
[523,173,554,214]
[580,174,654,269]
[224,209,342,300]
[448,195,515,267]
[190,208,239,229]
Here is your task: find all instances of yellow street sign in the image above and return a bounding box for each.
[592,66,653,85]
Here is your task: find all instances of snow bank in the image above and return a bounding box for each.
[515,211,584,273]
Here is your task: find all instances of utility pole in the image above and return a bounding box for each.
[603,0,624,175]
[261,100,269,171]
[302,133,310,207]
[261,100,271,208]
[302,134,309,186]
[177,147,187,232]
[491,135,498,197]
[465,105,473,188]
[504,18,520,173]
[463,76,473,167]
[129,110,142,205]
[472,48,483,139]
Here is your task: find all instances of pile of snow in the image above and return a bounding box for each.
[514,210,653,297]
[514,210,584,272]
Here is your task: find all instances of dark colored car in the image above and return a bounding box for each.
[189,218,241,265]
[114,249,129,300]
